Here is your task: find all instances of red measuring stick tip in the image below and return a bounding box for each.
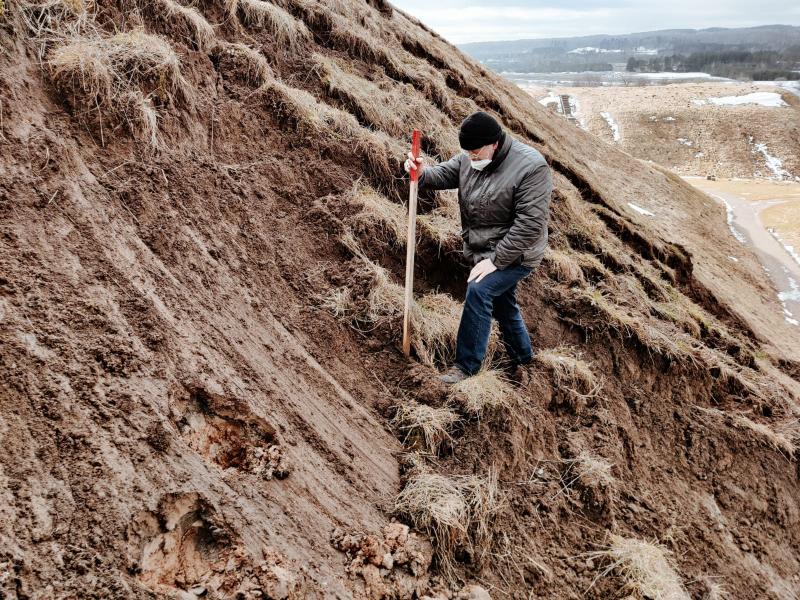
[410,129,422,182]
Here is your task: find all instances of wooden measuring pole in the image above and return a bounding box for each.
[402,129,422,357]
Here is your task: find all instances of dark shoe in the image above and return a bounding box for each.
[504,355,533,386]
[505,364,530,386]
[438,365,470,385]
[500,354,532,376]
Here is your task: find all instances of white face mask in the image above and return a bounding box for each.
[470,158,492,171]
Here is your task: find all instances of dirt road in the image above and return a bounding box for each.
[686,177,800,325]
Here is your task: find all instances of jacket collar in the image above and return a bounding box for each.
[483,132,511,175]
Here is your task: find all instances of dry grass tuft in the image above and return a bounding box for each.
[577,284,698,362]
[573,251,613,282]
[223,0,238,19]
[395,472,467,572]
[48,36,114,100]
[580,285,635,336]
[696,347,767,400]
[236,0,310,48]
[318,286,353,318]
[397,54,456,117]
[649,283,730,341]
[554,183,611,247]
[395,469,503,576]
[348,182,407,242]
[364,264,404,323]
[212,41,272,86]
[47,29,188,145]
[257,79,403,190]
[312,53,460,159]
[48,29,185,96]
[535,345,601,400]
[544,247,585,286]
[466,470,504,566]
[417,207,460,248]
[413,293,461,366]
[21,0,95,44]
[774,419,800,453]
[651,300,702,339]
[703,577,729,600]
[641,323,698,362]
[157,0,215,50]
[339,232,405,323]
[121,89,159,147]
[449,369,513,416]
[341,230,460,365]
[363,270,404,323]
[392,401,459,455]
[587,534,690,600]
[696,406,798,455]
[563,450,616,488]
[346,181,459,250]
[325,10,403,72]
[259,78,359,136]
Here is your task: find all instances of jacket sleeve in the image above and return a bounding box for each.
[490,162,552,270]
[418,154,462,190]
[460,227,474,264]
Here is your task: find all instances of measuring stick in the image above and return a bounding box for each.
[402,129,422,357]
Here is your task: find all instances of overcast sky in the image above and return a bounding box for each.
[390,1,800,44]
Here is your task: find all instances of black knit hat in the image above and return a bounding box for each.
[459,111,502,150]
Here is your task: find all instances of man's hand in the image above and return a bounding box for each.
[404,152,424,176]
[468,258,497,283]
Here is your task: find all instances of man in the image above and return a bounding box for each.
[404,111,552,384]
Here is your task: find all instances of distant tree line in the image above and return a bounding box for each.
[490,57,614,73]
[626,47,800,80]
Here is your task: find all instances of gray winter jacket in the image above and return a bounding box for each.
[418,132,552,270]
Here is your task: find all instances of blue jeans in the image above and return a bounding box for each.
[455,265,534,375]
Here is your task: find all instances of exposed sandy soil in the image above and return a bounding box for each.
[2,1,800,599]
[526,82,800,179]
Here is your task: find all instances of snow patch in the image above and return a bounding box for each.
[777,274,800,326]
[749,138,791,180]
[708,92,787,107]
[695,152,705,158]
[663,116,676,121]
[766,227,800,266]
[769,80,800,98]
[728,256,739,262]
[754,144,792,179]
[677,138,693,146]
[600,112,621,141]
[709,193,747,243]
[568,47,623,54]
[627,202,654,216]
[783,243,800,266]
[778,277,800,303]
[631,71,719,79]
[538,91,560,107]
[568,96,588,131]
